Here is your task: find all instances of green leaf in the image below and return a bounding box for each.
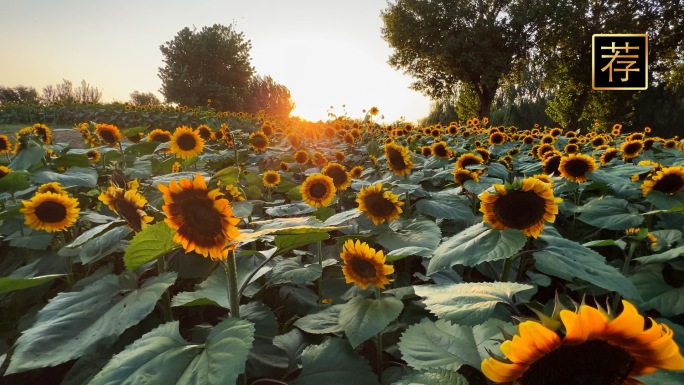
[9,145,45,170]
[231,200,253,218]
[428,223,527,274]
[635,246,684,264]
[386,246,434,262]
[339,296,404,348]
[414,189,476,220]
[79,226,131,264]
[392,370,469,385]
[66,220,126,249]
[376,216,441,252]
[30,167,98,188]
[268,259,322,286]
[124,141,159,156]
[0,274,63,295]
[414,282,533,326]
[323,208,363,226]
[646,190,684,210]
[124,222,179,271]
[52,153,90,168]
[398,319,481,371]
[291,338,379,385]
[265,202,317,217]
[274,232,329,257]
[89,317,254,385]
[294,305,345,334]
[577,196,643,230]
[211,166,240,187]
[534,235,640,299]
[638,370,684,385]
[583,239,627,249]
[124,159,152,180]
[6,272,177,374]
[172,269,228,308]
[0,171,30,194]
[631,265,684,316]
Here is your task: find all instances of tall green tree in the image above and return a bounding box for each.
[381,0,536,119]
[0,86,38,104]
[158,24,254,111]
[244,75,295,117]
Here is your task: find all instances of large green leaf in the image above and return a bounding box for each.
[414,282,533,326]
[30,167,98,188]
[265,202,316,217]
[392,370,469,385]
[635,246,684,265]
[646,191,684,210]
[274,232,329,257]
[89,317,254,385]
[376,216,441,252]
[291,338,379,385]
[6,272,177,374]
[0,171,30,194]
[323,209,363,226]
[533,235,640,299]
[124,222,179,271]
[294,305,345,334]
[52,153,90,168]
[0,274,63,295]
[631,264,684,316]
[339,296,404,348]
[65,220,126,250]
[79,226,131,264]
[428,223,527,274]
[414,189,476,220]
[267,259,323,286]
[9,145,45,170]
[577,196,644,230]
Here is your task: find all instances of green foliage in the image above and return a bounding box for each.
[338,296,403,348]
[290,338,379,385]
[244,74,295,117]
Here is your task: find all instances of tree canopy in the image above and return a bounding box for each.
[244,75,296,117]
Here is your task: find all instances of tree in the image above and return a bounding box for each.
[129,91,161,106]
[41,79,102,104]
[158,24,254,111]
[381,0,537,119]
[244,75,295,117]
[0,86,38,104]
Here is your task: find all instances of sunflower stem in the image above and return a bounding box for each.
[404,191,411,215]
[225,249,241,318]
[156,258,174,322]
[374,286,384,381]
[500,256,514,282]
[317,240,324,304]
[612,240,639,312]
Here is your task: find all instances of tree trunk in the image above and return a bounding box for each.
[478,83,498,120]
[567,87,589,131]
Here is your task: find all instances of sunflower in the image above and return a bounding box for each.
[294,150,309,165]
[86,149,101,163]
[0,135,11,154]
[148,129,172,143]
[475,147,491,163]
[384,142,414,177]
[549,127,563,137]
[597,148,620,166]
[563,143,579,155]
[541,135,555,145]
[21,191,80,233]
[249,131,269,152]
[522,135,535,145]
[532,174,553,185]
[334,150,346,162]
[261,122,274,137]
[536,144,556,159]
[343,133,355,145]
[340,239,393,290]
[479,178,561,238]
[322,162,352,191]
[33,123,52,144]
[369,106,380,116]
[37,182,66,196]
[0,165,12,178]
[158,174,241,260]
[431,141,452,159]
[489,131,507,145]
[170,126,204,160]
[453,168,480,187]
[350,166,364,179]
[262,170,281,187]
[196,125,214,141]
[300,173,336,208]
[621,140,644,160]
[369,155,378,167]
[542,154,562,175]
[558,154,598,183]
[224,184,245,202]
[95,123,122,146]
[312,151,328,167]
[481,300,684,385]
[455,153,485,174]
[98,186,153,232]
[171,161,182,173]
[641,166,684,196]
[279,161,290,172]
[356,183,404,225]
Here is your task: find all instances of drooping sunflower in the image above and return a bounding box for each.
[98,186,153,232]
[641,166,684,196]
[86,149,101,163]
[158,174,241,260]
[542,154,562,176]
[356,183,404,225]
[479,178,561,238]
[170,126,204,160]
[37,182,66,196]
[21,191,80,233]
[600,147,620,166]
[0,165,12,178]
[340,239,393,290]
[249,131,269,152]
[322,162,352,191]
[384,142,414,177]
[621,140,644,160]
[33,123,53,144]
[262,170,281,187]
[95,123,122,146]
[481,300,684,385]
[0,135,11,154]
[475,147,491,163]
[453,168,480,187]
[558,153,598,183]
[148,129,172,143]
[536,144,556,159]
[300,173,336,208]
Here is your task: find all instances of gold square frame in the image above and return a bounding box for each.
[592,33,648,91]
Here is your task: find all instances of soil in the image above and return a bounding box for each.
[52,129,86,149]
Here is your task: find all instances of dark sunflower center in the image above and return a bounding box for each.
[100,129,118,144]
[493,190,547,230]
[114,199,143,232]
[180,196,223,236]
[325,168,347,187]
[544,155,561,175]
[455,172,474,185]
[460,156,481,169]
[491,133,504,144]
[35,201,68,223]
[252,135,267,148]
[387,148,407,170]
[309,182,329,199]
[564,159,590,177]
[349,257,377,279]
[624,142,643,155]
[0,138,9,150]
[265,174,278,184]
[151,133,170,143]
[602,151,618,164]
[364,193,396,217]
[199,129,212,140]
[521,339,635,385]
[177,133,197,151]
[654,174,684,194]
[434,144,448,157]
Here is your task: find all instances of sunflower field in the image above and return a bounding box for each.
[0,107,684,385]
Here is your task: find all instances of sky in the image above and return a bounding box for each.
[0,0,433,123]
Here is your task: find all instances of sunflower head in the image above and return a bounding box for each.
[170,126,204,160]
[558,154,598,183]
[431,141,452,159]
[350,165,364,179]
[37,182,66,196]
[481,300,684,384]
[455,153,485,174]
[599,147,620,166]
[158,174,241,260]
[322,162,352,191]
[249,131,269,152]
[0,165,12,178]
[0,135,12,154]
[489,131,507,145]
[33,123,52,144]
[313,151,328,167]
[641,166,684,197]
[95,123,122,146]
[196,125,214,141]
[20,191,80,232]
[479,178,561,238]
[356,183,404,225]
[98,186,153,232]
[384,142,414,177]
[340,239,393,290]
[453,168,480,187]
[300,173,336,208]
[262,170,281,187]
[148,129,172,143]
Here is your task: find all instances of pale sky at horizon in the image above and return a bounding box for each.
[0,0,433,123]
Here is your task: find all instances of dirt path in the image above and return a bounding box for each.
[52,129,86,149]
